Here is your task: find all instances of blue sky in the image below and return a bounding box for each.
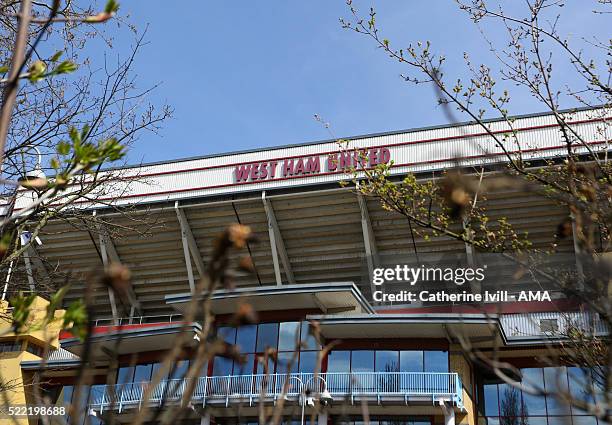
[112,1,609,164]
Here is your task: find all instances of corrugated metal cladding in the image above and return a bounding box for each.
[11,109,608,317]
[13,108,612,210]
[501,311,608,341]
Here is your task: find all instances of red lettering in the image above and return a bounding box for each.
[269,161,278,178]
[250,163,260,180]
[339,152,353,170]
[294,158,305,175]
[305,157,320,174]
[353,150,367,169]
[327,154,337,171]
[283,160,294,177]
[368,148,379,167]
[259,162,268,179]
[380,147,390,164]
[235,164,252,182]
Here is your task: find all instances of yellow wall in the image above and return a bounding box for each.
[450,346,476,425]
[0,297,64,425]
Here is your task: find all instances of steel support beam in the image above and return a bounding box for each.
[97,228,118,321]
[357,191,379,298]
[175,202,206,280]
[175,202,203,294]
[19,232,50,292]
[22,248,35,292]
[262,191,295,285]
[95,213,140,318]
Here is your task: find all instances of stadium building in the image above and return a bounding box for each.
[0,107,610,425]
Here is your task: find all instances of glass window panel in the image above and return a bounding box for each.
[218,326,236,344]
[213,357,233,376]
[351,351,374,372]
[573,416,598,425]
[169,360,189,380]
[522,418,547,425]
[194,360,208,377]
[256,323,279,351]
[256,354,275,374]
[544,367,570,415]
[133,363,153,383]
[520,368,547,416]
[400,351,423,372]
[300,322,320,350]
[375,351,399,372]
[568,367,594,404]
[424,351,448,372]
[152,362,173,381]
[89,384,107,405]
[277,352,297,374]
[278,322,300,351]
[483,419,500,425]
[117,366,134,384]
[483,384,499,416]
[498,383,526,418]
[62,385,74,405]
[236,325,257,353]
[234,353,255,375]
[299,351,318,373]
[327,350,351,373]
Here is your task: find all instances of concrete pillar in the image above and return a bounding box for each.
[317,412,328,425]
[200,412,211,425]
[444,409,455,425]
[440,402,455,425]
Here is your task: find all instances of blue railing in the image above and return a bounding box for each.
[88,372,463,412]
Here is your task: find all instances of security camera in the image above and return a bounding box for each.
[320,389,333,406]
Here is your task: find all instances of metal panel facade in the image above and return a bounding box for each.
[13,108,611,210]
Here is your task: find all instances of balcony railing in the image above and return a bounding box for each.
[91,314,184,327]
[88,372,463,413]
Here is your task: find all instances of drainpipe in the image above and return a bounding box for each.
[439,400,455,425]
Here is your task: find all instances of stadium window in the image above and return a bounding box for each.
[256,354,275,374]
[218,326,237,345]
[277,352,297,374]
[236,324,257,353]
[256,323,278,351]
[520,368,547,415]
[25,342,43,356]
[400,351,424,372]
[327,350,350,373]
[300,321,320,350]
[298,351,318,373]
[351,351,375,372]
[483,384,499,416]
[0,341,22,352]
[375,351,399,373]
[133,363,153,383]
[117,365,135,385]
[212,356,233,376]
[151,362,168,381]
[278,322,300,351]
[423,351,448,372]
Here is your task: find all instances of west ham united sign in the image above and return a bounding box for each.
[234,147,391,182]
